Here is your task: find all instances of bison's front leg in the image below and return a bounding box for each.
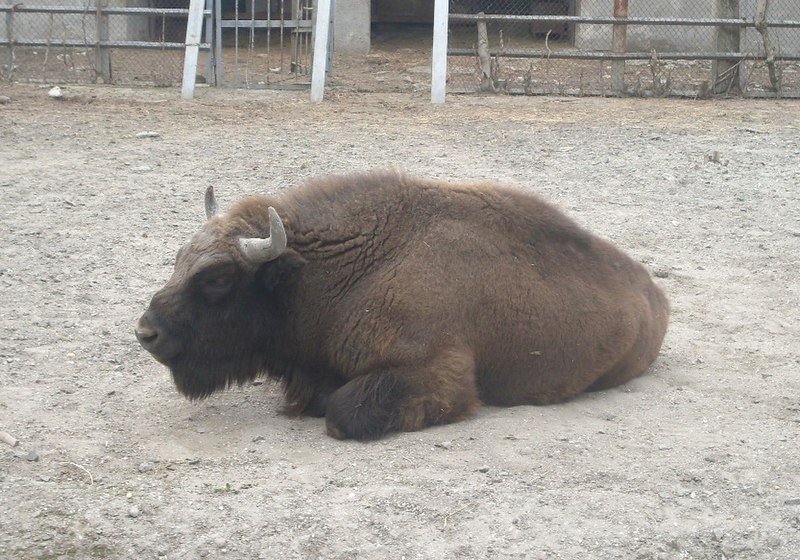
[325,348,481,440]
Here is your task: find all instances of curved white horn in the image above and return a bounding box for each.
[239,207,288,263]
[205,186,218,219]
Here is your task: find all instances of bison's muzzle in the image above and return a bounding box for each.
[135,313,181,365]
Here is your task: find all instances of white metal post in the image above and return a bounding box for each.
[311,0,333,103]
[431,0,449,103]
[181,0,206,100]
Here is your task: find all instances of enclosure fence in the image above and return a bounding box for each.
[445,0,800,97]
[3,1,800,97]
[0,0,313,87]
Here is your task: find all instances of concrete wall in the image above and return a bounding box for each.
[333,0,370,53]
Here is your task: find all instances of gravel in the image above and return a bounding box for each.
[1,84,798,559]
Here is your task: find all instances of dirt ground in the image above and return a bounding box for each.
[0,84,798,559]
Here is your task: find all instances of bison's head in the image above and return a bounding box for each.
[135,188,303,399]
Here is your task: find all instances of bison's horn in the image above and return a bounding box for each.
[205,186,218,219]
[239,207,287,263]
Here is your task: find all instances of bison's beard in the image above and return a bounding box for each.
[166,352,266,400]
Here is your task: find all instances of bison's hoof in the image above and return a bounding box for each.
[325,421,347,440]
[325,394,391,441]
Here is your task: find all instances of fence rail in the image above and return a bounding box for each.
[450,14,800,28]
[447,48,800,61]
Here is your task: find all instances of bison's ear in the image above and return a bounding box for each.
[258,249,307,292]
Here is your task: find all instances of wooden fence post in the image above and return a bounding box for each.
[755,0,781,93]
[95,0,112,83]
[713,0,742,93]
[610,0,628,93]
[5,5,15,79]
[476,12,494,91]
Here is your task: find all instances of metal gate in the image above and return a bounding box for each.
[213,0,315,88]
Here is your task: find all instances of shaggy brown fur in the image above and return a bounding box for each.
[136,171,669,440]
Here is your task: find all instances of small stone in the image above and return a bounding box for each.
[128,505,140,518]
[48,86,64,99]
[434,441,452,450]
[135,131,160,139]
[138,462,155,473]
[14,449,39,462]
[654,270,669,278]
[252,435,266,443]
[0,95,11,104]
[477,466,490,473]
[785,497,800,505]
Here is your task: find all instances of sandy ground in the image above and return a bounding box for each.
[0,84,799,559]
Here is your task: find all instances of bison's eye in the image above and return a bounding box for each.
[196,265,237,303]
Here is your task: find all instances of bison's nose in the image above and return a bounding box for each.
[135,313,181,362]
[135,320,159,349]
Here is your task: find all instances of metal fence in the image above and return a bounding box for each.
[446,0,800,97]
[0,0,209,85]
[0,0,313,87]
[5,1,800,97]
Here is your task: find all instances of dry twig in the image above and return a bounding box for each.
[61,461,95,485]
[441,504,471,530]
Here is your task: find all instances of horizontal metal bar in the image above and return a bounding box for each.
[447,48,800,61]
[0,6,211,17]
[219,82,311,90]
[449,13,800,28]
[0,39,211,50]
[447,86,800,99]
[218,19,313,29]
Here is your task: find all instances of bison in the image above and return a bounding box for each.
[135,171,669,440]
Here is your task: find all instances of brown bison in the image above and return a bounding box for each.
[135,171,669,440]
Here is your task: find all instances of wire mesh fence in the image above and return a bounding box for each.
[0,0,313,87]
[0,0,204,85]
[446,0,800,97]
